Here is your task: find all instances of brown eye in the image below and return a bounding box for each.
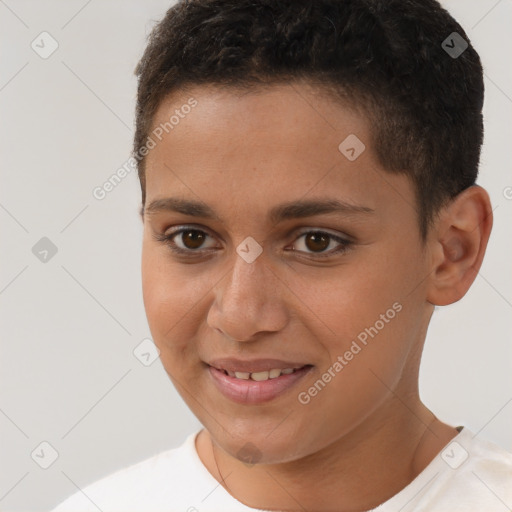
[181,230,206,250]
[154,227,217,255]
[291,230,352,258]
[154,226,352,260]
[304,232,330,252]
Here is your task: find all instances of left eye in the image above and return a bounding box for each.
[291,230,351,257]
[154,227,352,258]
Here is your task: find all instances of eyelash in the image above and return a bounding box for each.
[153,225,353,259]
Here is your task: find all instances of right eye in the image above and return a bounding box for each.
[153,226,218,255]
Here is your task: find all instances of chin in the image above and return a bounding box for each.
[209,421,310,465]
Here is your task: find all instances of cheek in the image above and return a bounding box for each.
[284,249,408,342]
[294,302,416,451]
[141,243,204,357]
[292,245,423,409]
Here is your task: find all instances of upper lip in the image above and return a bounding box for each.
[207,358,311,373]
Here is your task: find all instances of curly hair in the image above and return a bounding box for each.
[133,0,484,239]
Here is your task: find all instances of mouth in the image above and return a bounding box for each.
[207,362,314,405]
[213,366,305,380]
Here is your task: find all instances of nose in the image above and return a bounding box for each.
[206,250,288,343]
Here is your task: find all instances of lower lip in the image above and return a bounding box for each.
[208,365,313,405]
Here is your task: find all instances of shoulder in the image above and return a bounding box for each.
[455,431,512,493]
[418,428,512,511]
[375,428,512,512]
[51,430,207,511]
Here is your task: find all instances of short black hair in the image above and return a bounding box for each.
[134,0,484,239]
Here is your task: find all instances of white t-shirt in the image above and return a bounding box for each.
[51,426,512,512]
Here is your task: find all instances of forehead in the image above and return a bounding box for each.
[149,82,368,151]
[143,83,415,225]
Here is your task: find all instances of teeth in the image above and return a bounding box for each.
[250,371,270,381]
[228,368,300,381]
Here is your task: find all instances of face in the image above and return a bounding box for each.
[141,82,434,464]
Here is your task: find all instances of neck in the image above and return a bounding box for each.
[196,397,459,512]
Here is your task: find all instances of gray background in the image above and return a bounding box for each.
[0,1,511,510]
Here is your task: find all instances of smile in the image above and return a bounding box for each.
[219,367,301,380]
[207,363,313,404]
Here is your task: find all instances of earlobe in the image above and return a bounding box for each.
[426,185,493,306]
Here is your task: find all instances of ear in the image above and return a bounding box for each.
[426,185,493,306]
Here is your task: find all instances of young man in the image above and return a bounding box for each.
[53,0,512,510]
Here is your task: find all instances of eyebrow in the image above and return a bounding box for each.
[143,197,374,223]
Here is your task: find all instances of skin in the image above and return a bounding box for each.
[140,82,492,512]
